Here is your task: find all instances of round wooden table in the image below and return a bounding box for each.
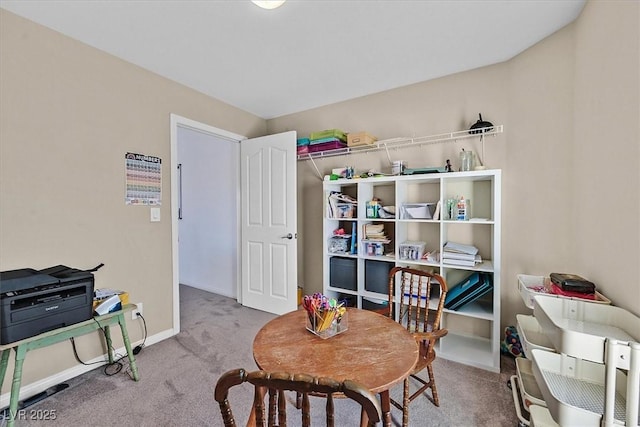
[253,308,418,426]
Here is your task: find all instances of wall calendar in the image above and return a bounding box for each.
[125,152,162,205]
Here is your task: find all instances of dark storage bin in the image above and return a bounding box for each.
[329,257,357,291]
[361,297,389,315]
[364,260,393,294]
[336,293,357,308]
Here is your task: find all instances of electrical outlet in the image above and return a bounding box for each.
[132,302,143,320]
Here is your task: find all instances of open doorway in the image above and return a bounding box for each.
[170,114,245,334]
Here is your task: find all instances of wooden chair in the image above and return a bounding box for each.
[386,266,448,427]
[214,368,382,426]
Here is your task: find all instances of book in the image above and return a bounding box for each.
[363,223,388,240]
[448,279,493,310]
[445,272,493,310]
[433,200,442,220]
[445,272,483,308]
[350,232,357,255]
[443,241,478,255]
[442,256,481,267]
[442,251,480,262]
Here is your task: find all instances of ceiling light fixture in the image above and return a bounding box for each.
[251,1,286,10]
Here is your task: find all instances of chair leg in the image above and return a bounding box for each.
[427,365,439,407]
[408,367,440,407]
[402,377,409,427]
[296,391,302,409]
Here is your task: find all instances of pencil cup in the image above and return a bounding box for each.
[306,310,348,339]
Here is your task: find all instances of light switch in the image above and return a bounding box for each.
[150,207,161,222]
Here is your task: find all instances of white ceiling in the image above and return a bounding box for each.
[1,0,586,119]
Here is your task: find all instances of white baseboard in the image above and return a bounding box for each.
[0,327,176,409]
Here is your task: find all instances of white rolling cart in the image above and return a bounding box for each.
[531,296,640,427]
[510,274,640,427]
[510,275,566,426]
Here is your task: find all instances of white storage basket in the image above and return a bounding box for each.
[516,314,555,358]
[533,296,640,363]
[531,348,639,427]
[518,274,611,310]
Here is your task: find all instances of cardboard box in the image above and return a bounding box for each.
[347,132,377,147]
[93,288,129,310]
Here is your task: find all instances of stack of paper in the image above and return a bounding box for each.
[363,224,389,242]
[327,191,357,218]
[442,241,482,267]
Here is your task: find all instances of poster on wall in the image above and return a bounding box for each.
[125,152,162,205]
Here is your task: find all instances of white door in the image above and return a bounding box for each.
[241,131,297,315]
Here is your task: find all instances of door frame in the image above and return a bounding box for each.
[170,114,246,334]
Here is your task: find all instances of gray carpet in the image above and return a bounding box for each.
[13,285,520,426]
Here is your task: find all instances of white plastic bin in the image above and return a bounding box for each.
[516,314,555,357]
[531,349,636,427]
[516,357,547,411]
[518,274,611,310]
[398,241,426,260]
[400,203,436,219]
[533,295,640,363]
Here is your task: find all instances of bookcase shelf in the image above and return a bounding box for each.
[323,169,502,372]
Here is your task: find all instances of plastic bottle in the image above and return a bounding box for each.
[456,196,467,220]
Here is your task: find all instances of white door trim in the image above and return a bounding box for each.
[170,114,246,334]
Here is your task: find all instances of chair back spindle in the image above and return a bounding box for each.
[386,266,449,427]
[214,369,382,426]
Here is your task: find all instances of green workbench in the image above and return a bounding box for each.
[0,304,140,426]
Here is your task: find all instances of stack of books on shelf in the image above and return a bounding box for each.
[362,224,389,242]
[327,191,357,219]
[362,223,391,257]
[444,272,493,311]
[442,241,482,267]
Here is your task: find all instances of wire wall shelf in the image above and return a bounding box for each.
[297,125,503,162]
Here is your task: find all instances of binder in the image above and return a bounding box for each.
[447,274,493,311]
[444,272,482,309]
[444,272,493,310]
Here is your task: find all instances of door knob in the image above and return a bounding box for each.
[281,233,294,240]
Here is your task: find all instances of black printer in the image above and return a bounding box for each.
[0,265,95,344]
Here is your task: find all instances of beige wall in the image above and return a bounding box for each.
[270,0,640,329]
[572,0,640,312]
[0,9,266,388]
